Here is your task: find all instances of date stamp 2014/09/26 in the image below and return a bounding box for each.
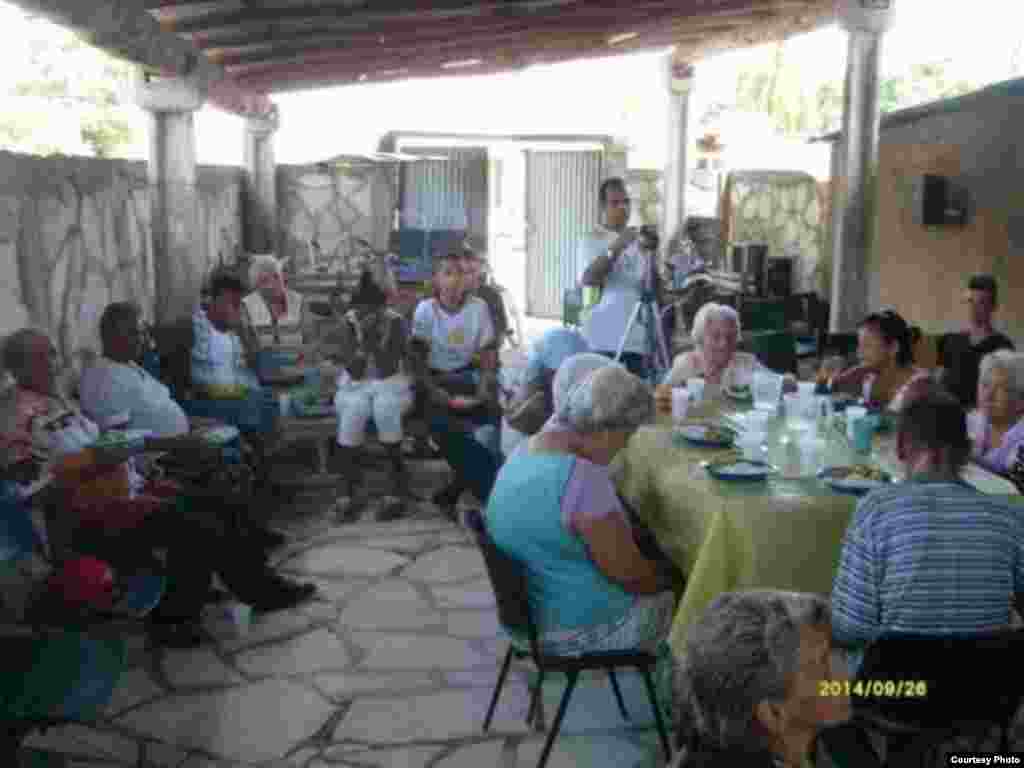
[818,679,927,698]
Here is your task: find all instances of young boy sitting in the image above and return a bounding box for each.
[411,252,501,517]
[319,261,413,522]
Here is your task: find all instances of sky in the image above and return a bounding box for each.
[0,0,1021,168]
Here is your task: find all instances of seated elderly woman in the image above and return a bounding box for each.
[487,358,676,655]
[504,327,590,442]
[318,266,414,522]
[0,328,315,647]
[242,253,304,345]
[412,251,502,515]
[968,349,1024,478]
[829,310,930,411]
[673,590,851,768]
[655,302,793,413]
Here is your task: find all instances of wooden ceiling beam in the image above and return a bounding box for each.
[201,4,776,58]
[169,0,577,34]
[217,8,736,68]
[232,23,700,86]
[167,0,810,35]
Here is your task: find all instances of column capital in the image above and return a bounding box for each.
[836,0,895,35]
[246,105,280,137]
[134,71,205,113]
[667,49,695,95]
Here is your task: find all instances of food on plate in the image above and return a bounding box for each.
[205,383,249,400]
[841,464,887,482]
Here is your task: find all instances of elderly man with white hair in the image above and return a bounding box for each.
[656,302,792,412]
[242,253,304,345]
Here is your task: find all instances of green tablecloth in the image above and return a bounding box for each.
[614,402,1020,655]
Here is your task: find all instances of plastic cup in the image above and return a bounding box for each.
[752,371,784,412]
[688,378,706,402]
[846,406,867,442]
[852,415,877,454]
[228,602,252,637]
[671,387,690,423]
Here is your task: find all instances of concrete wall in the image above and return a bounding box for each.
[277,163,396,273]
[867,83,1024,343]
[0,151,242,378]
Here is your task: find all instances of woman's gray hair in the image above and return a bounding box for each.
[2,328,51,384]
[979,349,1024,401]
[557,364,652,434]
[691,302,741,346]
[551,353,617,416]
[676,590,830,753]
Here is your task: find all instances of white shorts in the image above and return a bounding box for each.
[335,374,414,447]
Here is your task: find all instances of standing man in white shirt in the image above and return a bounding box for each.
[578,177,661,379]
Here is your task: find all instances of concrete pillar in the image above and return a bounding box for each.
[829,0,895,332]
[135,72,205,325]
[663,50,694,249]
[244,108,280,255]
[604,139,629,180]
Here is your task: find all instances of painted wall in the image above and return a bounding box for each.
[0,151,242,379]
[276,163,396,273]
[867,83,1024,344]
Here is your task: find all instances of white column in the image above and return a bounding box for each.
[663,50,694,249]
[135,72,205,325]
[245,108,280,255]
[829,0,895,332]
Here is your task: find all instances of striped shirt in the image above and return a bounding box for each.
[831,476,1024,649]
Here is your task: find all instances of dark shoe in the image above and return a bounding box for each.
[205,587,232,604]
[251,580,317,613]
[432,484,462,520]
[376,496,405,522]
[334,495,366,523]
[251,526,287,550]
[149,621,205,648]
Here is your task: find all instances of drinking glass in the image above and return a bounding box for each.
[752,371,784,412]
[671,387,690,423]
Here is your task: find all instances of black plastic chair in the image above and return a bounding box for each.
[850,629,1024,766]
[465,509,672,768]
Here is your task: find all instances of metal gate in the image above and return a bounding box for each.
[400,146,488,245]
[524,150,604,318]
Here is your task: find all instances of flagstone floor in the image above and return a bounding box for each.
[21,454,670,768]
[21,446,1024,768]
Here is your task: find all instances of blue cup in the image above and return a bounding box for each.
[852,413,880,454]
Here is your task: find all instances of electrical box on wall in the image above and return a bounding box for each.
[913,174,968,228]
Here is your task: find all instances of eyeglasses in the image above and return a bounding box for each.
[606,197,632,207]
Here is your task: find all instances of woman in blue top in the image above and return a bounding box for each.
[486,355,675,655]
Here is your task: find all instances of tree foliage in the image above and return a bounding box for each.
[0,17,138,158]
[732,45,978,138]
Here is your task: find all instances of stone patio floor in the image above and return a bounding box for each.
[22,440,1024,768]
[21,453,670,768]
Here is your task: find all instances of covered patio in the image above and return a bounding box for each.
[1,1,958,767]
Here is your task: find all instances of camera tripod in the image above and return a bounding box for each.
[613,240,673,384]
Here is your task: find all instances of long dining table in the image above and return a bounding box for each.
[612,399,1021,655]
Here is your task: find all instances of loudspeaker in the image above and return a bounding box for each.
[915,174,968,227]
[765,258,792,298]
